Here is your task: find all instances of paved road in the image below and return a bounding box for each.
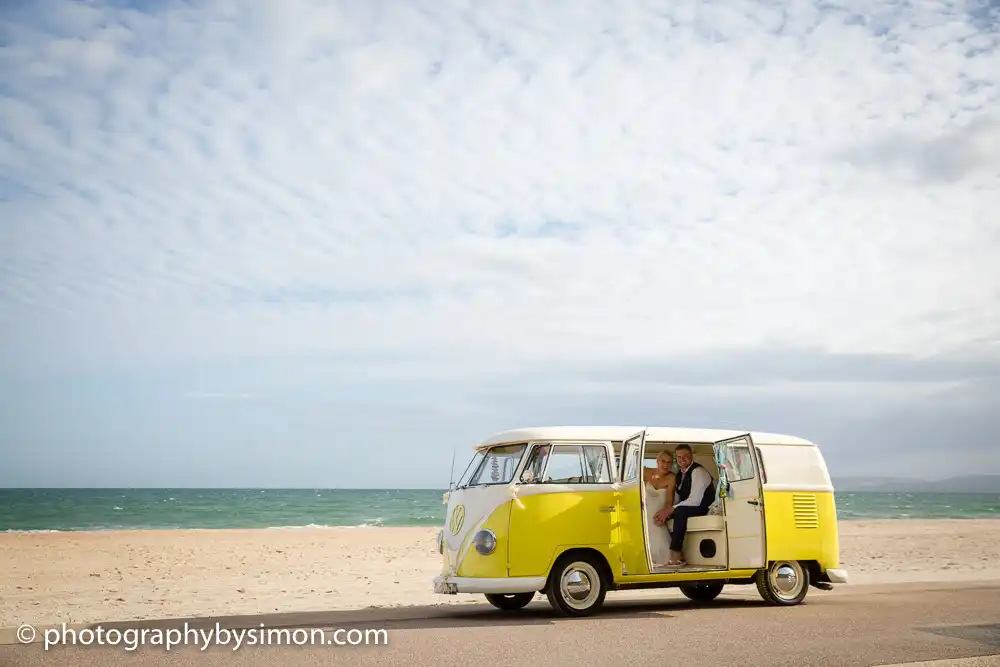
[3,580,1000,667]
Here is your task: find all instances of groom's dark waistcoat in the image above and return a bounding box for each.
[676,461,715,510]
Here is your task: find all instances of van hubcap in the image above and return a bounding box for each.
[769,561,803,600]
[560,562,600,609]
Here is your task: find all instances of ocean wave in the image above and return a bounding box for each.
[4,529,63,534]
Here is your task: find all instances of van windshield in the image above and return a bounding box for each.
[462,444,527,486]
[456,451,485,488]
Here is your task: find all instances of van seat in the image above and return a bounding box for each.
[687,515,724,532]
[667,514,724,532]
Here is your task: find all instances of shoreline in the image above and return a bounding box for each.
[3,519,1000,627]
[4,514,999,534]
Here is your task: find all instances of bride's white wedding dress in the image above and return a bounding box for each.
[644,482,673,567]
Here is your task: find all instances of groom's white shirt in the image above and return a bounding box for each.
[674,465,712,508]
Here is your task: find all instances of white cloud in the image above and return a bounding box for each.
[0,0,999,483]
[2,0,998,375]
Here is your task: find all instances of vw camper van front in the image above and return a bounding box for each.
[434,443,530,596]
[434,434,621,613]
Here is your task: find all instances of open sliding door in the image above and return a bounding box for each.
[616,429,647,575]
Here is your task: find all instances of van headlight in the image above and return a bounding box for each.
[437,529,444,554]
[474,529,496,555]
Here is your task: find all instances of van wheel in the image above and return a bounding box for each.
[484,593,534,611]
[679,581,725,603]
[755,560,808,605]
[545,554,607,616]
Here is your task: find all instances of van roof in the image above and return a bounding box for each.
[474,426,816,450]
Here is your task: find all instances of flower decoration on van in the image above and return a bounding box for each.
[714,444,731,501]
[490,455,500,482]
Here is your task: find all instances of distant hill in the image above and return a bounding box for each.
[832,474,1000,494]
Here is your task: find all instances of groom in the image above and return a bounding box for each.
[655,444,714,564]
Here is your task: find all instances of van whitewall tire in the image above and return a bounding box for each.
[484,593,534,611]
[545,554,608,616]
[755,560,809,605]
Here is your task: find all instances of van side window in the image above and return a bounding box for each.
[724,445,756,482]
[583,445,612,483]
[755,446,767,483]
[542,445,612,484]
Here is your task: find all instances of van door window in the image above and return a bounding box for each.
[542,445,612,484]
[724,444,756,482]
[623,446,640,482]
[519,444,550,484]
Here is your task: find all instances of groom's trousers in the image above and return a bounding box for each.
[669,505,710,553]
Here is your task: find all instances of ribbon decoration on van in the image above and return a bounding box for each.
[714,444,731,502]
[508,485,525,509]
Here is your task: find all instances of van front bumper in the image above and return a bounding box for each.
[826,568,849,584]
[433,575,547,595]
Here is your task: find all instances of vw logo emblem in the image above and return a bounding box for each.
[449,504,465,535]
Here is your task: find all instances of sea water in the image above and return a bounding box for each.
[1,488,997,532]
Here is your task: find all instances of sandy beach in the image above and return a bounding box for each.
[3,519,999,627]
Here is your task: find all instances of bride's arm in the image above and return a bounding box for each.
[662,475,676,513]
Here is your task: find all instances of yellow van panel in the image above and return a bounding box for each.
[455,501,513,579]
[616,486,649,576]
[762,490,840,570]
[507,488,618,578]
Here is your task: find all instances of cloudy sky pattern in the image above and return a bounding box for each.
[1,0,999,487]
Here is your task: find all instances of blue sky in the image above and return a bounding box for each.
[1,0,999,487]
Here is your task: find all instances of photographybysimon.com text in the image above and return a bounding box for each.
[17,622,388,651]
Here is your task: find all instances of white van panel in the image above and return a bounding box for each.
[756,443,834,492]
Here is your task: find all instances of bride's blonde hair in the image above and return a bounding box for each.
[656,450,673,467]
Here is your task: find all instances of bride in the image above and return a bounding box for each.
[643,450,676,567]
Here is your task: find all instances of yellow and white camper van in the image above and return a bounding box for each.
[433,426,847,616]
